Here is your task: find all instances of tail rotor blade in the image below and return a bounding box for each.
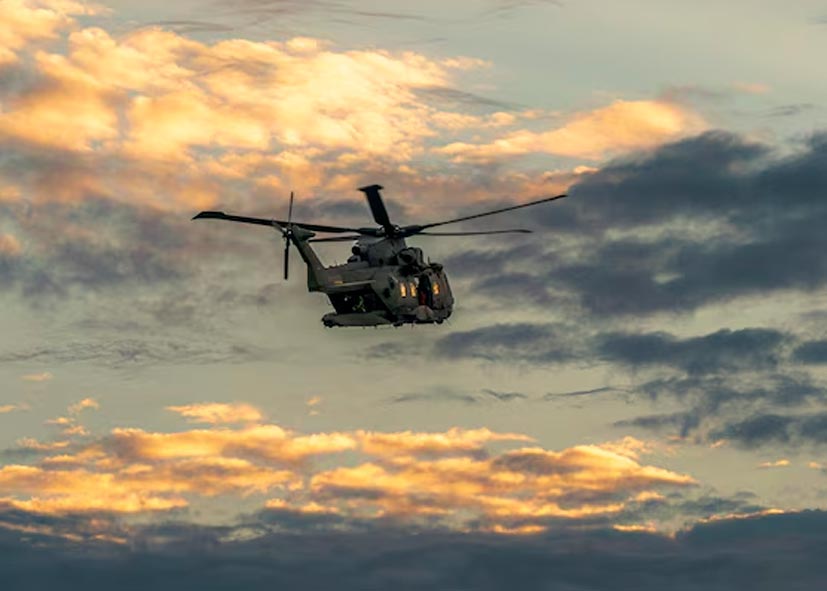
[288,191,294,224]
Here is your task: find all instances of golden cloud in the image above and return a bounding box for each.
[0,0,96,65]
[0,233,22,257]
[0,4,593,214]
[0,21,456,165]
[757,459,790,469]
[0,416,697,534]
[167,402,264,425]
[358,427,532,457]
[68,397,99,414]
[309,443,695,528]
[21,371,52,382]
[437,100,706,162]
[107,425,357,463]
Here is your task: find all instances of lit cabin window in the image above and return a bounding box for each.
[400,282,407,298]
[433,282,440,295]
[409,282,417,296]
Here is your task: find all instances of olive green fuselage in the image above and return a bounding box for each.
[290,233,453,327]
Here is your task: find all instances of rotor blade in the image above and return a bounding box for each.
[415,229,533,236]
[283,238,291,280]
[358,184,394,233]
[402,194,567,234]
[192,211,367,234]
[308,235,363,243]
[287,191,294,223]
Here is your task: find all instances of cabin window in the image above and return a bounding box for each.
[409,282,417,296]
[433,282,440,296]
[400,282,407,298]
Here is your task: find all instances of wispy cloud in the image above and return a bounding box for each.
[436,100,706,162]
[20,372,52,382]
[166,402,264,425]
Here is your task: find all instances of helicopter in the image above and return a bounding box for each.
[193,185,566,327]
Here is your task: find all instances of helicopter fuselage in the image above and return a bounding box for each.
[290,232,454,327]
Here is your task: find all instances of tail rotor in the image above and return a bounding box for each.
[281,191,294,280]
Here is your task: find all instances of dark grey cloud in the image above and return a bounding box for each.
[0,339,265,368]
[480,388,528,402]
[615,410,703,438]
[432,323,578,363]
[711,411,827,448]
[793,340,827,364]
[0,199,199,302]
[389,387,529,405]
[614,373,826,442]
[460,131,827,318]
[3,508,827,591]
[545,386,622,399]
[766,103,818,118]
[597,328,789,375]
[391,391,479,405]
[415,86,520,112]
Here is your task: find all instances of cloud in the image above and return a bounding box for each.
[0,415,701,535]
[480,389,528,402]
[0,339,264,367]
[436,100,706,162]
[0,233,21,256]
[20,372,52,382]
[310,441,694,528]
[389,386,529,405]
[757,459,790,469]
[6,509,827,590]
[613,372,827,443]
[0,18,474,181]
[441,131,827,320]
[596,328,790,375]
[793,340,827,364]
[710,412,827,448]
[68,398,98,415]
[432,323,578,363]
[0,0,97,66]
[166,402,264,425]
[357,427,531,458]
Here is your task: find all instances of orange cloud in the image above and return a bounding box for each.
[0,49,119,151]
[16,438,70,451]
[166,402,264,425]
[0,6,581,213]
[309,443,695,529]
[358,427,532,457]
[68,397,99,414]
[757,459,790,469]
[0,0,95,65]
[437,100,706,162]
[1,415,696,533]
[21,371,52,382]
[108,425,357,463]
[0,233,22,256]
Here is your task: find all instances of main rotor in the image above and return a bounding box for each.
[193,184,567,244]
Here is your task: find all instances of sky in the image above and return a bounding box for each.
[1,0,827,587]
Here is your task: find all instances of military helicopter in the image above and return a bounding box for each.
[193,185,566,327]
